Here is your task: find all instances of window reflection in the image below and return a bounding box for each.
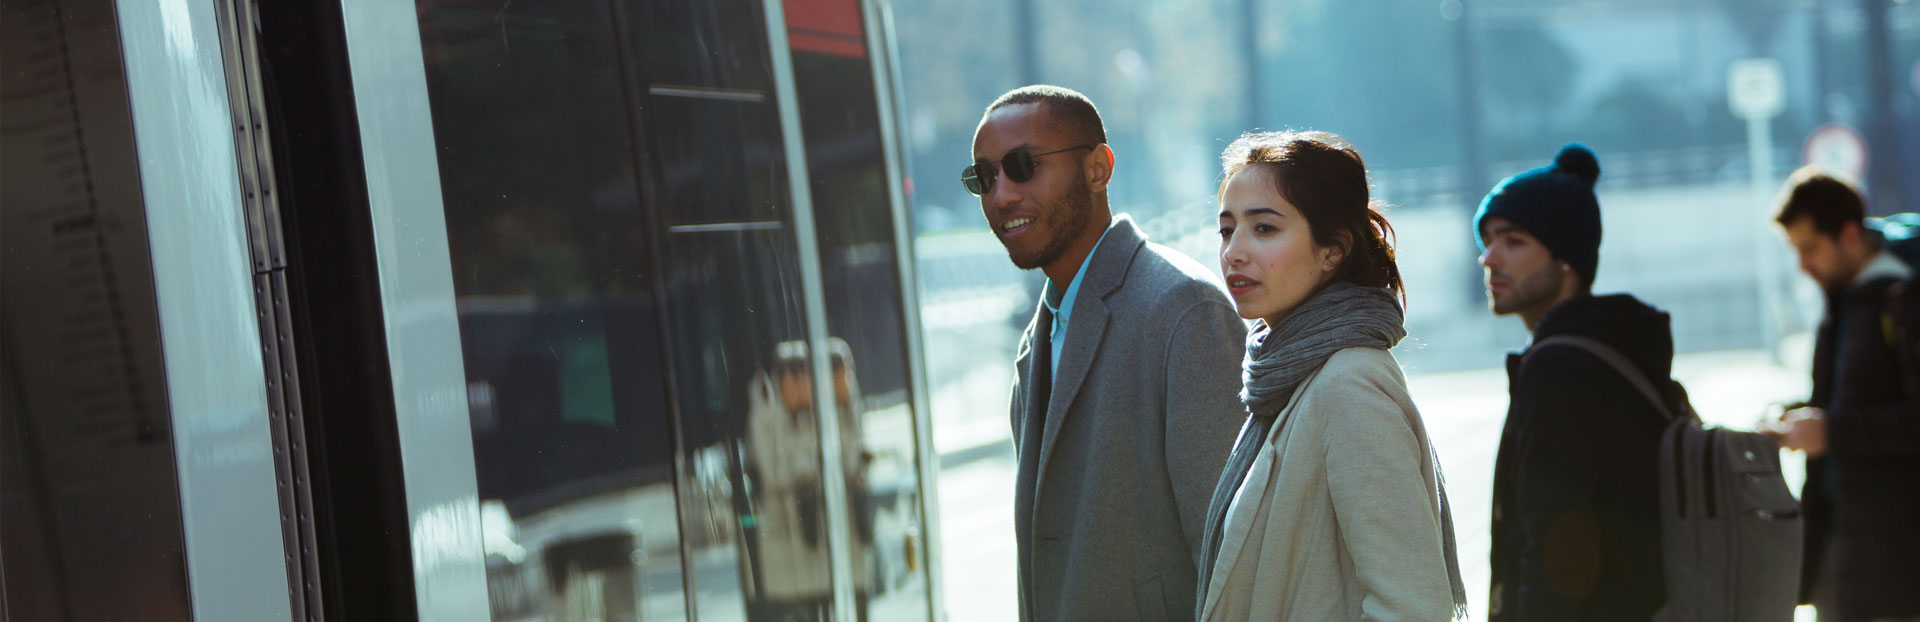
[659,229,810,622]
[416,0,690,618]
[787,0,934,615]
[742,343,841,619]
[741,340,883,620]
[1,0,193,619]
[460,300,682,622]
[416,0,931,618]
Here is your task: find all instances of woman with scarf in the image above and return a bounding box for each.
[1194,131,1467,621]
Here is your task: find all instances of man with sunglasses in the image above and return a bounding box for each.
[971,85,1246,621]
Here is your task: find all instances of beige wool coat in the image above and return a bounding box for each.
[1197,347,1459,621]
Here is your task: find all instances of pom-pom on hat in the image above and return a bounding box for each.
[1473,143,1604,285]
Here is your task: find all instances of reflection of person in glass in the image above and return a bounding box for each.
[967,85,1247,621]
[744,339,871,621]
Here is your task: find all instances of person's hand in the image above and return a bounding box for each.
[1777,407,1827,457]
[1756,404,1792,439]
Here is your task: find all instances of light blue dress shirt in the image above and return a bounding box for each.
[1040,227,1113,372]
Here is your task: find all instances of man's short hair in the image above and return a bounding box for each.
[983,85,1108,148]
[1775,167,1867,237]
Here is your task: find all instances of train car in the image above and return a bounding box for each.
[0,0,940,620]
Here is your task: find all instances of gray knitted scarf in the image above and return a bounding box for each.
[1240,281,1406,416]
[1239,282,1470,619]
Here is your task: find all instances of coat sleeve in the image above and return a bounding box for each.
[1318,357,1456,621]
[1825,398,1920,457]
[1508,349,1610,619]
[1162,299,1249,561]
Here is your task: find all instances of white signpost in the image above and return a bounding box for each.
[1730,58,1785,190]
[1729,58,1788,360]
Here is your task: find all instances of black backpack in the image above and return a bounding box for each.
[1526,336,1803,622]
[1868,214,1920,358]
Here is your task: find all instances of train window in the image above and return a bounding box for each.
[415,0,691,619]
[628,1,777,94]
[786,0,936,618]
[647,94,789,226]
[413,0,927,618]
[657,230,815,621]
[1,0,193,619]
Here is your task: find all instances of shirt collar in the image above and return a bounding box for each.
[1041,225,1115,323]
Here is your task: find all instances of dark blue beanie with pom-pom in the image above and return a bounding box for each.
[1473,143,1604,285]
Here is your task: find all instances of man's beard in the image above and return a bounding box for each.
[1491,263,1567,316]
[1007,178,1094,270]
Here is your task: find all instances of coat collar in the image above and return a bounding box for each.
[1030,215,1147,502]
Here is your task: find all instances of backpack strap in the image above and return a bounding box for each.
[1524,335,1675,422]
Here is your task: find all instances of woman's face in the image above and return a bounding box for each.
[1218,167,1341,325]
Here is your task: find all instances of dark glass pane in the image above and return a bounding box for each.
[0,0,193,619]
[649,95,788,226]
[414,0,688,618]
[788,1,935,616]
[630,0,776,93]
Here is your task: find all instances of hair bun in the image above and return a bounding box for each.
[1554,143,1601,185]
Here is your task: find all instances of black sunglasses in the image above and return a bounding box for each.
[962,144,1097,196]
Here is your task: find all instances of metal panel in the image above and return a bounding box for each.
[336,0,491,618]
[862,2,946,619]
[763,1,860,619]
[111,0,292,618]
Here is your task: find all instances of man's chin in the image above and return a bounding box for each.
[1007,250,1047,271]
[1010,259,1041,271]
[1006,246,1062,271]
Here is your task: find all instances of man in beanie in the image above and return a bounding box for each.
[1478,144,1671,621]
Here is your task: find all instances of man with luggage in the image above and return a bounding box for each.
[1477,144,1670,621]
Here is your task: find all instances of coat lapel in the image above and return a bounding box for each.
[1034,297,1106,483]
[1030,216,1144,507]
[1198,364,1324,621]
[1015,302,1053,450]
[1012,299,1052,618]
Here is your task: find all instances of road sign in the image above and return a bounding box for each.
[1803,123,1869,183]
[1729,58,1785,120]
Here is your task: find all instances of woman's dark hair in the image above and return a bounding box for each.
[1219,130,1404,303]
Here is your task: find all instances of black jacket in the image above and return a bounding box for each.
[1802,253,1920,619]
[1490,294,1671,622]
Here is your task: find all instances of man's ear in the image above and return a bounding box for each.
[1086,144,1115,193]
[1838,220,1866,248]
